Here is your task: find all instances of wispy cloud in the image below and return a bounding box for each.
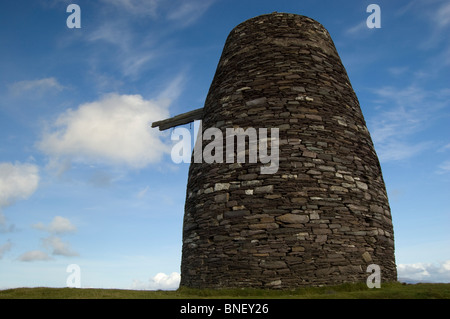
[121,53,155,78]
[423,1,450,50]
[375,141,432,162]
[397,0,450,50]
[438,143,450,152]
[387,66,409,77]
[101,0,160,17]
[368,2,450,165]
[345,20,368,36]
[87,22,133,51]
[136,185,150,199]
[167,0,216,27]
[368,85,450,162]
[86,21,157,79]
[100,0,215,26]
[432,1,450,28]
[156,72,186,104]
[83,0,215,81]
[8,77,64,97]
[437,160,450,174]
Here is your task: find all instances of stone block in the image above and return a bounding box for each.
[254,185,274,193]
[214,193,229,203]
[277,214,309,224]
[362,251,373,263]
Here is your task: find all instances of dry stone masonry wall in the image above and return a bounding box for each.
[180,12,397,288]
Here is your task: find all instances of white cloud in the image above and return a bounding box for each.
[30,217,78,259]
[18,250,52,262]
[398,260,450,283]
[37,93,171,169]
[8,77,64,96]
[0,162,39,210]
[131,272,180,290]
[42,236,79,257]
[33,216,77,234]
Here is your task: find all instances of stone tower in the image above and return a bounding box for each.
[178,13,396,288]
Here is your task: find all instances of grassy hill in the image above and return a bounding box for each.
[0,282,449,299]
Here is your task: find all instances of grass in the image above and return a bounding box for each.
[0,282,449,299]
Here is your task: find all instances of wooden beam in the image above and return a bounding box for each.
[151,108,203,131]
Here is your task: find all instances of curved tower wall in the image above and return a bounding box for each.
[180,13,396,288]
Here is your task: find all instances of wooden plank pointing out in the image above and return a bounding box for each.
[151,107,203,131]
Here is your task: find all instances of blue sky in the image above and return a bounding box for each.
[0,0,449,289]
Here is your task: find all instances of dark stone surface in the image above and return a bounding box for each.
[180,12,397,289]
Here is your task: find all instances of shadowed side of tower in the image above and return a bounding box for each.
[180,13,396,288]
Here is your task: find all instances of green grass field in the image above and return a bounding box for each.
[0,282,449,299]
